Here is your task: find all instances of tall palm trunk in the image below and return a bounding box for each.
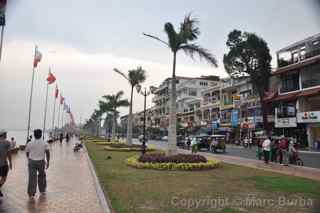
[112,113,117,140]
[168,52,178,155]
[126,86,134,145]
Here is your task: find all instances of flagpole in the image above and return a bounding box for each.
[0,25,4,62]
[57,100,61,129]
[51,86,57,138]
[26,46,37,143]
[42,72,50,140]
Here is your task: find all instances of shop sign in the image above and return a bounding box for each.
[297,111,320,123]
[231,109,239,127]
[275,117,297,128]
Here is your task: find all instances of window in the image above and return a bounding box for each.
[189,89,197,96]
[277,102,296,118]
[301,63,320,89]
[280,73,300,93]
[199,81,208,86]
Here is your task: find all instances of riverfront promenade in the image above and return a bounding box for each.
[0,138,109,213]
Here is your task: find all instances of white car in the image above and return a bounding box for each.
[161,136,168,141]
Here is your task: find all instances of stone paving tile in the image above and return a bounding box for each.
[0,138,105,213]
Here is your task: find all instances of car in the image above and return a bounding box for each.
[176,135,185,147]
[138,135,148,143]
[161,136,168,141]
[210,135,226,153]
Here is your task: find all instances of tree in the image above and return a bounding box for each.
[99,91,130,140]
[144,14,218,155]
[223,30,272,132]
[114,67,146,145]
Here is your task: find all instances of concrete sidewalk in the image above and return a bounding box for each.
[179,149,320,181]
[0,138,110,213]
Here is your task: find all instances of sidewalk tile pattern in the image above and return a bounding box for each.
[0,138,104,213]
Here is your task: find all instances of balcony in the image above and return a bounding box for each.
[278,48,320,68]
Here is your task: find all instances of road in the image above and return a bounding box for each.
[134,139,320,169]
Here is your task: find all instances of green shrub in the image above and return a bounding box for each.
[126,155,220,171]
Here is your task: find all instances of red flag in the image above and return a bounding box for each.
[60,95,64,105]
[46,72,56,84]
[33,46,42,68]
[55,85,59,99]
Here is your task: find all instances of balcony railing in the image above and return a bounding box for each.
[278,48,320,68]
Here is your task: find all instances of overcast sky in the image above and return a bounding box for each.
[0,0,319,130]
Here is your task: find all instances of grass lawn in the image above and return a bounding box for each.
[86,141,320,213]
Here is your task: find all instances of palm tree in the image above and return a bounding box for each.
[113,67,146,145]
[99,91,129,140]
[143,14,218,155]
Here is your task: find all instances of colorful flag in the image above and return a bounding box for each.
[46,71,56,84]
[55,85,59,99]
[33,46,42,68]
[60,95,64,105]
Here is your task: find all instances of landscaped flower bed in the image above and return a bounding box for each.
[127,153,220,170]
[104,145,156,152]
[139,153,207,163]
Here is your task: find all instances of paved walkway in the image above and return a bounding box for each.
[0,138,108,213]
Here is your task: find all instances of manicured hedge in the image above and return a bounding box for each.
[139,153,207,163]
[126,155,220,171]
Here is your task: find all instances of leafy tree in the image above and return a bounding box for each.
[223,30,272,131]
[113,67,146,145]
[144,14,218,154]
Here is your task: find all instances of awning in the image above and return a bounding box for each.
[271,91,300,102]
[297,87,320,97]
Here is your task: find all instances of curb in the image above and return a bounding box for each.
[83,144,112,213]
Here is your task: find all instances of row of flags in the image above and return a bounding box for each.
[27,46,76,141]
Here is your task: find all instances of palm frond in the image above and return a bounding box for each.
[164,23,180,52]
[142,33,169,47]
[128,66,146,86]
[113,68,129,81]
[117,100,130,107]
[115,91,125,100]
[180,44,218,67]
[179,13,200,42]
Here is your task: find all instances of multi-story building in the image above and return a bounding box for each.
[266,33,320,148]
[152,75,220,130]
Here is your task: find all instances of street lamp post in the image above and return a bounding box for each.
[136,84,157,155]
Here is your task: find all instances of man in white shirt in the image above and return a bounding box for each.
[26,129,50,199]
[262,136,271,164]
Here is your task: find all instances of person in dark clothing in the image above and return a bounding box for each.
[66,134,70,143]
[59,133,63,143]
[0,130,13,197]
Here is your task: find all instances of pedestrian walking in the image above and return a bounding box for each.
[262,136,271,164]
[25,129,50,199]
[59,133,63,143]
[0,130,13,197]
[191,137,198,154]
[66,133,70,143]
[10,137,16,150]
[186,137,191,150]
[279,135,289,166]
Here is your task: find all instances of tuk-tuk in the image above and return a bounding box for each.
[194,134,211,151]
[210,135,226,153]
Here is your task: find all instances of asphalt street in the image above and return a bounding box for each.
[134,139,320,169]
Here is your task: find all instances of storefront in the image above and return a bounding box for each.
[297,111,320,149]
